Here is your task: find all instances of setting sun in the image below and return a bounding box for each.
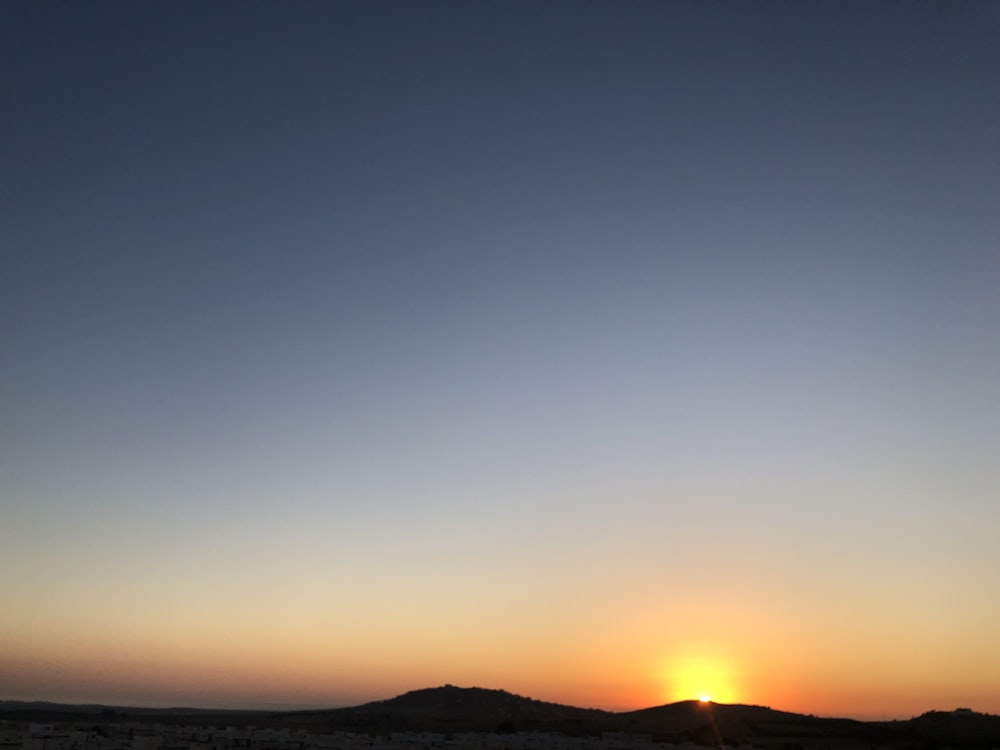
[665,654,740,705]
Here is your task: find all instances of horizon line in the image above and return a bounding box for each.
[2,685,986,722]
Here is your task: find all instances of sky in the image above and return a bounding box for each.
[2,0,999,721]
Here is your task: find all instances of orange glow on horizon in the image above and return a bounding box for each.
[664,654,741,705]
[5,580,998,719]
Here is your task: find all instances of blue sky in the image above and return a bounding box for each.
[2,1,999,716]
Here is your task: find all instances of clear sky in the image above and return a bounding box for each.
[2,0,999,720]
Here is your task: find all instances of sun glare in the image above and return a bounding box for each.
[666,655,738,705]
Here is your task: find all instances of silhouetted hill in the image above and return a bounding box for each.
[615,700,867,745]
[361,685,605,719]
[624,698,804,725]
[887,709,1000,746]
[288,685,612,733]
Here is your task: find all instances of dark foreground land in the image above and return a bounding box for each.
[4,686,1000,750]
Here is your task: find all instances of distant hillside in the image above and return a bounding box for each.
[286,685,613,733]
[888,709,1000,745]
[616,700,873,746]
[0,700,262,724]
[624,699,802,725]
[360,685,606,719]
[623,699,803,731]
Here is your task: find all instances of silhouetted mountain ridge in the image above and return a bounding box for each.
[360,685,607,719]
[5,688,1000,746]
[304,685,610,733]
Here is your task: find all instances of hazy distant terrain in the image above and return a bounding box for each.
[4,686,1000,749]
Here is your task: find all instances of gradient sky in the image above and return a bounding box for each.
[3,0,999,720]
